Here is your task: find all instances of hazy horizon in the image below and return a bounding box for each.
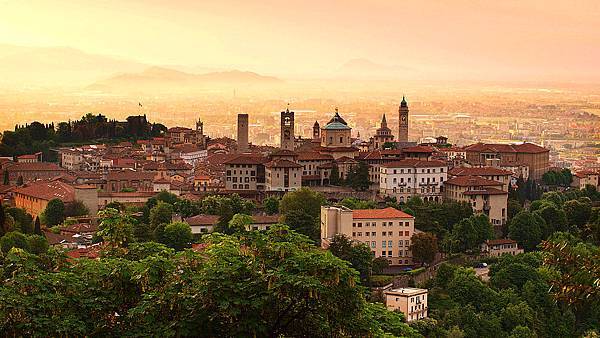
[1,0,600,84]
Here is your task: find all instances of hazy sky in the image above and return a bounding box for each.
[1,0,599,81]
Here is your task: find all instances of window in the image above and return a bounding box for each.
[371,232,376,236]
[382,232,386,237]
[388,250,392,256]
[388,240,392,247]
[371,241,376,248]
[382,241,386,248]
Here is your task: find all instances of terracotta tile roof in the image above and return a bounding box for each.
[463,187,508,196]
[382,159,447,168]
[445,175,504,187]
[107,170,155,181]
[43,230,75,245]
[297,151,333,161]
[464,142,548,154]
[6,162,66,172]
[448,167,513,176]
[61,223,98,234]
[335,156,358,164]
[223,154,267,165]
[270,149,298,157]
[265,159,302,168]
[17,154,39,159]
[14,180,75,202]
[352,207,413,219]
[252,214,281,224]
[402,145,436,153]
[485,238,518,246]
[185,214,220,226]
[316,146,359,153]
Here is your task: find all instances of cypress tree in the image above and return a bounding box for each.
[0,200,5,237]
[34,217,42,235]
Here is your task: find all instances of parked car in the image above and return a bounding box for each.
[474,262,488,268]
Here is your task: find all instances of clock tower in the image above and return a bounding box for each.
[280,106,295,150]
[398,96,409,142]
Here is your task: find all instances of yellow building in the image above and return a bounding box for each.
[445,176,508,227]
[384,288,428,322]
[321,206,415,265]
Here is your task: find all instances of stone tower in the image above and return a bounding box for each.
[313,121,320,140]
[280,107,295,150]
[196,118,204,134]
[399,96,409,142]
[237,113,249,153]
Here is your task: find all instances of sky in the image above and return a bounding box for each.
[1,0,599,81]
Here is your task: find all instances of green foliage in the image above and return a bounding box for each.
[97,208,135,248]
[339,197,377,210]
[563,198,592,228]
[329,164,342,186]
[542,168,573,187]
[0,231,30,253]
[227,213,254,233]
[199,194,255,231]
[508,211,545,251]
[0,201,5,237]
[26,234,49,255]
[446,215,493,253]
[262,196,279,215]
[5,207,33,234]
[0,225,416,337]
[346,161,371,191]
[282,209,319,242]
[328,233,374,282]
[43,199,65,226]
[279,188,325,220]
[65,200,89,217]
[149,201,174,241]
[161,222,193,250]
[410,232,438,265]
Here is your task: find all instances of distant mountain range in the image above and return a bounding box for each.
[88,66,283,92]
[0,44,281,89]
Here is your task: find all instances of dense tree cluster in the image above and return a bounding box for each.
[420,235,599,337]
[0,113,166,159]
[0,226,420,337]
[542,168,573,187]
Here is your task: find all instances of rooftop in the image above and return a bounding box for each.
[352,207,413,220]
[384,287,427,296]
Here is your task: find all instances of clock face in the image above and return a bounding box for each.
[401,115,407,122]
[284,116,291,126]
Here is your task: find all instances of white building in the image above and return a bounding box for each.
[384,288,428,322]
[379,159,448,203]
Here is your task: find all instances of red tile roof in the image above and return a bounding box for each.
[448,167,513,176]
[464,142,548,154]
[107,170,156,181]
[463,187,508,196]
[265,159,302,168]
[485,238,518,246]
[445,175,504,187]
[6,162,66,172]
[402,145,436,153]
[185,214,220,226]
[14,180,75,202]
[223,154,267,165]
[352,207,413,219]
[252,214,281,224]
[297,151,333,161]
[382,159,447,168]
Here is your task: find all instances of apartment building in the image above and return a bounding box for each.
[448,166,513,191]
[384,288,428,322]
[321,206,415,265]
[265,159,302,192]
[464,142,549,181]
[379,159,448,202]
[224,154,266,191]
[445,176,508,227]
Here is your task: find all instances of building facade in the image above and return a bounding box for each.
[321,206,415,265]
[384,288,428,322]
[379,159,448,203]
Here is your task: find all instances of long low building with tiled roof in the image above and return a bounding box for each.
[14,180,98,218]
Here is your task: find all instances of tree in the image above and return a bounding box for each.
[447,214,493,253]
[282,209,319,242]
[0,200,6,237]
[279,188,325,220]
[2,170,8,185]
[5,207,33,234]
[262,196,279,215]
[340,197,377,210]
[328,233,374,281]
[227,213,254,233]
[65,200,89,217]
[410,232,438,265]
[329,164,341,185]
[34,217,41,235]
[507,199,523,220]
[346,162,370,191]
[534,204,569,236]
[132,220,154,242]
[0,231,29,253]
[26,234,48,254]
[508,211,544,251]
[96,208,135,248]
[149,201,173,242]
[43,199,65,226]
[161,222,193,250]
[564,198,592,228]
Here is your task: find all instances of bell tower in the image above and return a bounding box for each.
[280,105,295,150]
[399,96,409,142]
